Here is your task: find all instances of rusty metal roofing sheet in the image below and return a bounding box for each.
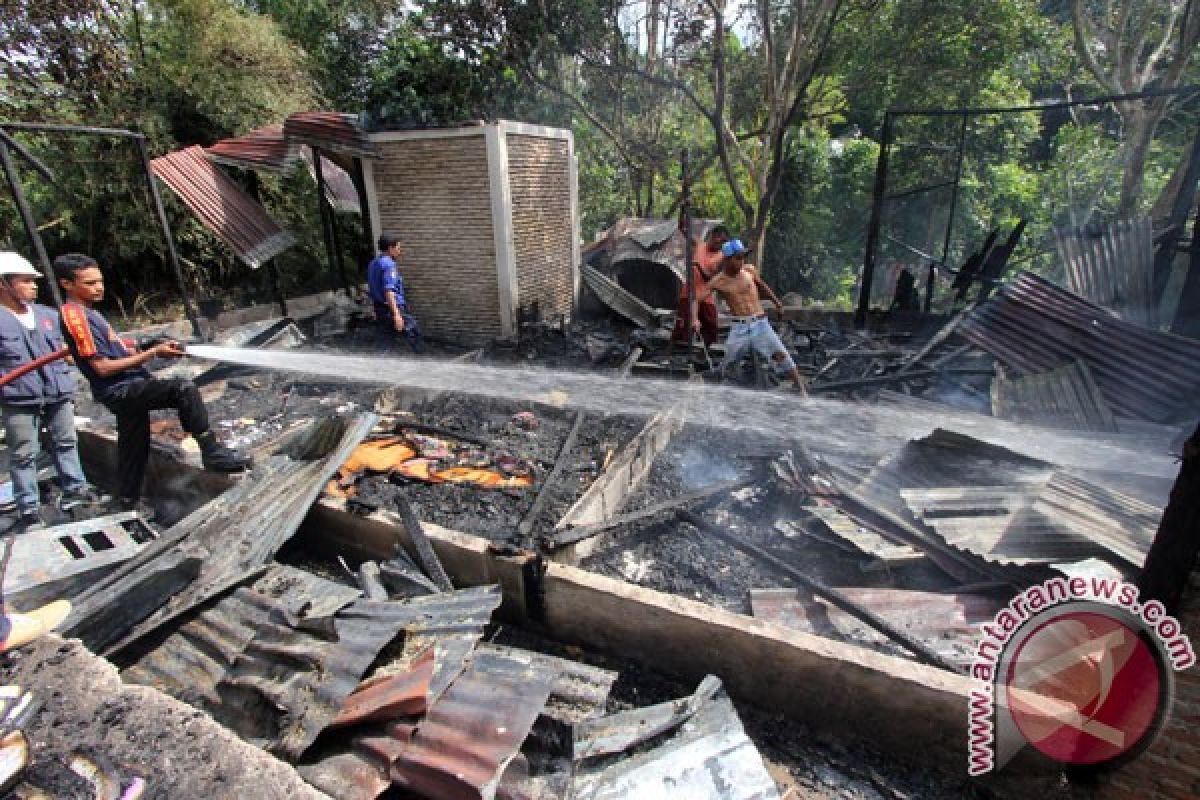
[214,585,500,760]
[1056,217,1156,328]
[572,676,779,800]
[959,271,1200,422]
[391,647,557,800]
[750,587,999,670]
[150,145,297,268]
[67,414,376,654]
[991,360,1117,432]
[284,111,378,159]
[299,148,361,214]
[206,124,298,172]
[123,565,361,702]
[300,720,416,800]
[332,647,435,729]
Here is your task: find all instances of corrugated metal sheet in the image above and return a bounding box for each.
[300,148,362,214]
[572,676,779,800]
[749,587,999,670]
[582,265,659,329]
[68,414,376,654]
[391,648,557,800]
[901,471,1159,570]
[1056,217,1156,328]
[1004,472,1160,569]
[300,720,415,800]
[798,505,925,565]
[150,145,297,268]
[959,271,1200,422]
[123,565,361,702]
[301,635,610,800]
[331,647,435,729]
[991,360,1117,432]
[206,124,297,172]
[850,429,1054,580]
[215,585,502,760]
[900,485,1036,565]
[284,111,378,159]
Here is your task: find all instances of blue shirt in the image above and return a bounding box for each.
[367,254,407,309]
[60,302,151,402]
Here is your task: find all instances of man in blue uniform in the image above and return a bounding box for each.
[54,253,249,508]
[0,252,107,530]
[367,233,424,352]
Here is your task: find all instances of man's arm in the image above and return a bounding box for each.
[751,269,785,315]
[86,341,185,378]
[691,275,721,326]
[382,267,406,332]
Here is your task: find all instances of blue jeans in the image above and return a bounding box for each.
[2,399,87,513]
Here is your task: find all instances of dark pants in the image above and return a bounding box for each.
[103,377,209,502]
[671,299,719,346]
[373,304,425,353]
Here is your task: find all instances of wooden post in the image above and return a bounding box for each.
[682,149,695,353]
[312,146,346,294]
[136,137,202,338]
[0,140,62,307]
[856,113,894,329]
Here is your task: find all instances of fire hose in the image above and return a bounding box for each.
[0,348,70,388]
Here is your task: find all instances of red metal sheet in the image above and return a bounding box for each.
[332,647,434,728]
[959,271,1200,422]
[391,649,556,800]
[206,124,298,172]
[284,111,378,159]
[150,145,296,268]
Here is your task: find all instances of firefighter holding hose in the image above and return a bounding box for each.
[0,252,107,531]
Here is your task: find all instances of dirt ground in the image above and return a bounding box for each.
[0,636,327,799]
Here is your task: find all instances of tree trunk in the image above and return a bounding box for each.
[1118,105,1161,217]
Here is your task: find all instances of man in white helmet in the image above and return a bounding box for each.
[0,252,107,530]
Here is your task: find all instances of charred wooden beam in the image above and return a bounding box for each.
[548,477,750,553]
[393,494,454,592]
[517,410,587,540]
[678,510,960,673]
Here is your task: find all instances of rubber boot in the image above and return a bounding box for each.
[196,431,251,473]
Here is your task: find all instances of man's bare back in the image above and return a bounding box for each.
[706,264,767,317]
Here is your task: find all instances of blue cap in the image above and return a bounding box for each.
[721,239,752,257]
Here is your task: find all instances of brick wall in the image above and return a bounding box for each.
[372,135,502,345]
[506,134,575,323]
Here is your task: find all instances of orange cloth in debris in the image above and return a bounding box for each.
[327,436,532,496]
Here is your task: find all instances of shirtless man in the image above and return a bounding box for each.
[692,239,807,393]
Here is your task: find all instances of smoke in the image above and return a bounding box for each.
[184,346,1179,487]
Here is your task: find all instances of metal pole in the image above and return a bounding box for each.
[136,137,203,338]
[0,141,62,307]
[932,112,969,313]
[856,113,893,328]
[312,146,346,294]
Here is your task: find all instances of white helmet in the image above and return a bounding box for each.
[0,252,42,278]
